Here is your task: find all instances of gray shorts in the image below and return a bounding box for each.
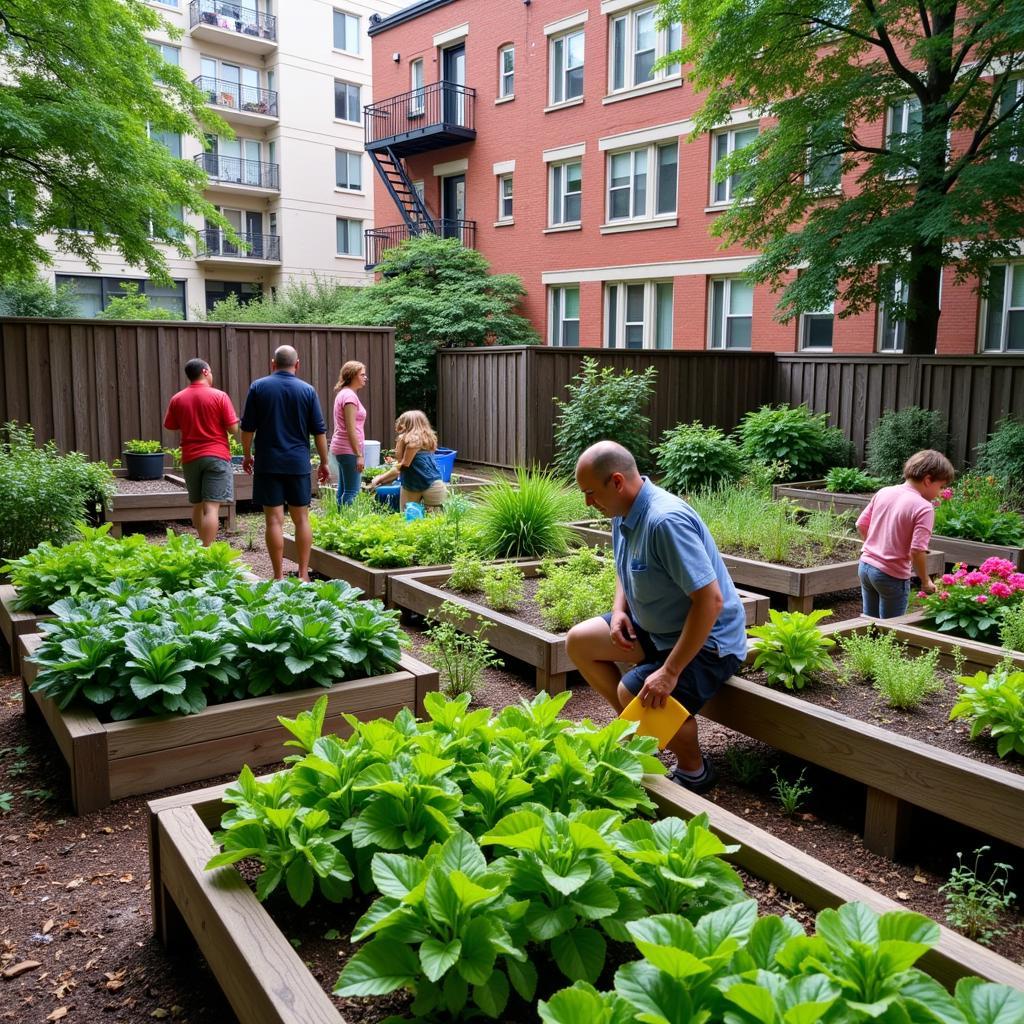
[182,456,233,503]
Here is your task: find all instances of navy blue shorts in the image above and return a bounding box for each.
[602,611,742,714]
[252,472,312,509]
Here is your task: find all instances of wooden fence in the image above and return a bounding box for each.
[438,346,1024,469]
[0,318,395,463]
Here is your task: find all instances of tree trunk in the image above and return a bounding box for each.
[903,250,942,354]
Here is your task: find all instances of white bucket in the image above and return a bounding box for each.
[363,439,381,468]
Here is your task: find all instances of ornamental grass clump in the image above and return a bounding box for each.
[471,467,578,559]
[917,557,1024,643]
[747,609,835,690]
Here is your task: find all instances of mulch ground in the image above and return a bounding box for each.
[0,504,1020,1024]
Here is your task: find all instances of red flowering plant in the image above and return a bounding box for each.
[915,558,1024,642]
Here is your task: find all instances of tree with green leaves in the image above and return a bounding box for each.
[0,0,230,282]
[659,1,1024,353]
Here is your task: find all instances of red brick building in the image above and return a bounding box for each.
[365,0,1015,355]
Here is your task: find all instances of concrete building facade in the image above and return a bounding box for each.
[366,0,1017,355]
[42,0,402,319]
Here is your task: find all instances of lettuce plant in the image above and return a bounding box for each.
[951,667,1024,758]
[747,609,835,690]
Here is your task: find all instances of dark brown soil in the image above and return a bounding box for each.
[719,538,863,569]
[446,576,565,633]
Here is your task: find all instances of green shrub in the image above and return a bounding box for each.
[747,608,835,689]
[951,666,1024,758]
[735,404,852,482]
[0,275,79,317]
[447,551,487,593]
[654,421,745,495]
[976,417,1024,493]
[95,282,181,320]
[825,466,884,493]
[865,407,949,483]
[552,358,657,476]
[480,563,525,611]
[0,422,115,561]
[998,603,1024,653]
[471,467,578,559]
[535,547,618,631]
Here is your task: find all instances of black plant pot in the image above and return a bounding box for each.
[123,451,166,481]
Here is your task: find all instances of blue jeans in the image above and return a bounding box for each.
[334,453,360,506]
[858,561,911,618]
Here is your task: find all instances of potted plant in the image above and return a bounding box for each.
[122,439,166,481]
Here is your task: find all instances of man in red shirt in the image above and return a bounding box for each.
[163,358,240,545]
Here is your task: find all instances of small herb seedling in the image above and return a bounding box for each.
[939,847,1016,946]
[771,767,813,816]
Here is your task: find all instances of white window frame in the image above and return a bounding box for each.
[333,10,360,54]
[148,40,181,67]
[804,120,843,192]
[999,76,1024,161]
[885,97,922,179]
[711,124,759,205]
[410,58,425,115]
[607,4,681,94]
[877,273,943,352]
[335,149,362,191]
[982,263,1024,352]
[498,173,513,221]
[605,141,677,223]
[799,303,835,350]
[549,29,584,106]
[498,44,515,99]
[549,285,580,347]
[550,159,582,226]
[708,277,754,350]
[336,217,363,257]
[334,80,361,123]
[604,280,673,350]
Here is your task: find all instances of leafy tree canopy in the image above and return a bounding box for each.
[659,0,1024,353]
[0,0,231,282]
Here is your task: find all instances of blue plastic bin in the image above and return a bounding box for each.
[374,484,401,511]
[434,447,457,483]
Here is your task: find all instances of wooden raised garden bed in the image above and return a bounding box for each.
[0,584,49,675]
[565,519,612,547]
[106,473,234,537]
[773,480,1024,570]
[701,618,1024,859]
[18,633,437,815]
[390,562,770,695]
[145,773,1024,1024]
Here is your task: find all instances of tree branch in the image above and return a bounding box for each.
[859,0,925,96]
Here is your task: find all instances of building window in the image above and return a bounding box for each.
[410,59,425,114]
[712,126,758,204]
[334,80,361,123]
[54,275,186,318]
[336,218,363,257]
[709,278,753,349]
[608,5,681,93]
[335,149,362,190]
[550,160,582,225]
[878,278,908,352]
[550,29,584,106]
[607,142,677,222]
[148,41,180,67]
[800,304,834,349]
[605,281,673,349]
[983,264,1024,351]
[498,45,514,98]
[550,286,580,346]
[806,119,843,191]
[885,98,921,177]
[333,10,360,53]
[149,127,182,159]
[998,77,1024,161]
[498,174,513,221]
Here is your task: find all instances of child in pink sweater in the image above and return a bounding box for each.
[855,449,955,618]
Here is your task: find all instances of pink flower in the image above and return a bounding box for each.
[940,488,953,500]
[975,594,989,603]
[939,591,950,600]
[989,581,1013,598]
[963,571,988,587]
[917,590,927,599]
[1010,573,1024,591]
[941,574,956,586]
[979,558,1016,579]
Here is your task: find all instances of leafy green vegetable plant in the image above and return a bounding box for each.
[824,466,884,493]
[933,475,1024,546]
[480,563,525,611]
[536,547,617,632]
[422,602,503,698]
[771,767,813,815]
[446,551,487,593]
[123,438,164,454]
[951,666,1024,758]
[748,609,835,690]
[939,847,1016,946]
[654,420,745,495]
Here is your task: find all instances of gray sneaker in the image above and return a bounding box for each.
[669,757,718,794]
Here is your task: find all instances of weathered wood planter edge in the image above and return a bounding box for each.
[18,633,437,815]
[702,618,1024,858]
[145,775,1024,1024]
[106,473,234,537]
[773,481,1024,570]
[389,562,771,695]
[0,584,50,675]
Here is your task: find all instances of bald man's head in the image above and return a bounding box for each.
[273,345,298,369]
[574,441,643,518]
[576,441,639,481]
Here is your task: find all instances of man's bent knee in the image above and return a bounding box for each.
[566,617,607,661]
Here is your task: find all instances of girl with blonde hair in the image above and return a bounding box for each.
[329,360,367,505]
[367,409,448,510]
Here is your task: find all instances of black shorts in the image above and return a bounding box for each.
[601,610,742,714]
[252,472,312,509]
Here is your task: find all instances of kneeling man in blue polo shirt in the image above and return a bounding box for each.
[567,441,747,792]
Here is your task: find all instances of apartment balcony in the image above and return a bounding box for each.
[194,76,279,127]
[189,0,277,54]
[365,82,476,157]
[364,220,475,270]
[196,229,281,266]
[195,153,280,195]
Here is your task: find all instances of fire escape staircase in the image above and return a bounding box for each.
[367,147,436,235]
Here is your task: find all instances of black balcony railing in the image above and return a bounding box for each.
[189,0,277,42]
[198,228,280,261]
[193,75,278,117]
[195,153,280,190]
[364,220,475,269]
[365,81,475,148]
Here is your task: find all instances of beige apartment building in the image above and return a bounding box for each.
[41,0,402,318]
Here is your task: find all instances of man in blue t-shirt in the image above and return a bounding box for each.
[567,441,748,793]
[240,345,330,581]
